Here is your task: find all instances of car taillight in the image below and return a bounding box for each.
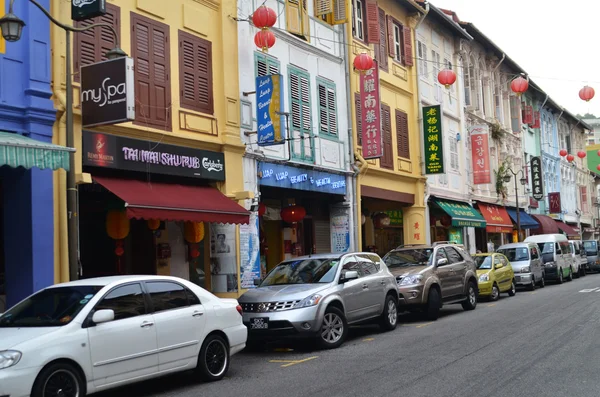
[236,305,243,316]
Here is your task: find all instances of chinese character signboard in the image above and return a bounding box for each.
[256,74,284,146]
[383,210,403,226]
[470,125,491,184]
[549,192,561,214]
[422,105,444,174]
[360,64,382,159]
[72,0,106,21]
[530,156,544,201]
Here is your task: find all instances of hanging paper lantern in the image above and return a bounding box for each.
[597,150,600,157]
[147,219,160,231]
[577,151,587,159]
[567,154,575,162]
[437,69,457,88]
[106,210,130,240]
[281,205,306,223]
[115,246,125,256]
[353,52,374,73]
[252,5,277,29]
[559,149,568,157]
[579,86,595,102]
[184,222,205,244]
[372,213,391,229]
[189,245,200,259]
[510,76,529,96]
[596,164,600,171]
[440,214,452,228]
[254,30,276,52]
[258,202,267,217]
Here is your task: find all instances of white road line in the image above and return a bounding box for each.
[579,288,600,293]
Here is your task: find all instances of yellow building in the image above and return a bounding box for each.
[50,0,252,298]
[347,0,426,254]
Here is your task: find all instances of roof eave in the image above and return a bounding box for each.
[426,3,473,40]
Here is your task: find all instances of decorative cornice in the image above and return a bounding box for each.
[271,27,343,65]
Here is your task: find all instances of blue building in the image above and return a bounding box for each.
[0,0,73,311]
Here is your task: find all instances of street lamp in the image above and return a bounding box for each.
[0,0,127,281]
[504,168,527,242]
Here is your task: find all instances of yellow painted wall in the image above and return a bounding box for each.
[50,0,247,297]
[347,0,426,247]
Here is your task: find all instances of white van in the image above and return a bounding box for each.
[569,240,587,278]
[524,234,574,283]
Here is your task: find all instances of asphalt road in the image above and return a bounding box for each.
[98,273,600,397]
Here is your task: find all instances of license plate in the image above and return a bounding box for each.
[250,317,269,329]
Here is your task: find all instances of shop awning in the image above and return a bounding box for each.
[506,208,540,229]
[94,176,249,224]
[433,198,486,228]
[0,131,75,171]
[555,221,579,237]
[477,203,513,233]
[530,214,559,234]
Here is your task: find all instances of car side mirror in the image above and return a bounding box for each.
[436,258,448,266]
[495,263,504,269]
[253,278,262,286]
[92,309,115,325]
[341,270,359,282]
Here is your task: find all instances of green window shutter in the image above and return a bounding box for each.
[289,66,313,161]
[316,78,337,136]
[254,52,280,77]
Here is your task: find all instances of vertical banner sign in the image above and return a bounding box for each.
[256,74,284,146]
[360,65,383,159]
[240,213,261,289]
[422,105,444,174]
[549,192,561,214]
[470,125,491,184]
[330,205,350,253]
[530,156,544,201]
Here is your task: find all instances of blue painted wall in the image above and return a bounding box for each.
[0,0,56,307]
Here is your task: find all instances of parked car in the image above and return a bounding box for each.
[524,234,574,283]
[497,242,545,290]
[239,253,399,350]
[473,253,516,300]
[0,275,246,397]
[382,242,478,321]
[583,240,600,271]
[569,240,587,277]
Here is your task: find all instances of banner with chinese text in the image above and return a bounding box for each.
[360,64,382,159]
[530,156,544,201]
[422,105,444,174]
[549,192,561,214]
[470,125,491,184]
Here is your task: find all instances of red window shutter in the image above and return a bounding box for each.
[74,3,120,82]
[521,103,533,124]
[365,0,380,44]
[355,92,362,146]
[403,25,413,66]
[395,109,409,159]
[131,13,172,130]
[380,104,393,169]
[532,111,540,128]
[375,8,387,71]
[386,16,395,59]
[179,31,214,114]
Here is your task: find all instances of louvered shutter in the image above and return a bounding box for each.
[532,111,541,128]
[318,84,328,133]
[365,0,379,44]
[179,31,213,114]
[380,104,393,169]
[301,0,310,39]
[315,0,333,16]
[395,109,409,159]
[257,57,268,77]
[327,87,336,134]
[285,0,303,35]
[386,16,395,59]
[403,25,413,66]
[314,220,331,253]
[290,73,302,130]
[300,75,311,133]
[332,0,349,25]
[355,92,362,146]
[377,8,387,71]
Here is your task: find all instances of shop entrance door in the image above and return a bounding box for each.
[374,228,403,256]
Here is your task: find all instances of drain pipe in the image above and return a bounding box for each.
[492,53,505,73]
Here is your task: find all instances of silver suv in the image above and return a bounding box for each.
[382,242,478,320]
[239,253,399,349]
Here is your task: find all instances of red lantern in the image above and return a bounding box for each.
[258,202,267,217]
[252,6,277,29]
[437,69,456,88]
[577,151,587,159]
[353,52,374,73]
[440,214,452,228]
[189,246,200,259]
[567,154,575,162]
[597,150,600,157]
[559,149,568,157]
[579,86,595,102]
[510,76,529,96]
[115,246,124,256]
[372,213,391,229]
[596,164,600,171]
[254,30,276,52]
[281,205,306,223]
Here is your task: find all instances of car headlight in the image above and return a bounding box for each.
[521,266,530,273]
[479,273,489,282]
[596,259,600,265]
[293,294,322,309]
[0,350,21,370]
[400,275,423,285]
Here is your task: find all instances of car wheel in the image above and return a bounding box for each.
[197,334,229,382]
[490,283,500,301]
[581,266,587,277]
[567,267,573,282]
[379,294,398,331]
[31,362,86,397]
[318,306,348,349]
[424,287,441,321]
[539,274,545,288]
[461,281,478,311]
[527,277,536,291]
[508,280,516,296]
[557,268,564,284]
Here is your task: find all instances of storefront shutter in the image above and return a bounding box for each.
[395,109,409,159]
[380,104,393,169]
[131,13,172,130]
[314,220,332,253]
[179,31,214,115]
[355,92,362,146]
[74,3,120,82]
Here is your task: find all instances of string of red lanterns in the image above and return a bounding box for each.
[252,6,277,53]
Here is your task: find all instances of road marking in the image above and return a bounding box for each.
[363,337,375,341]
[416,322,434,328]
[486,303,497,307]
[579,288,600,293]
[269,356,319,367]
[530,292,537,295]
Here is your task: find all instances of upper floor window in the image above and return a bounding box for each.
[285,0,310,41]
[352,0,366,40]
[289,66,313,161]
[449,134,459,170]
[316,0,349,26]
[255,53,280,77]
[317,78,337,136]
[179,31,214,115]
[417,41,428,77]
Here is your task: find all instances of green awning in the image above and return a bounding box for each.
[434,198,487,228]
[0,132,75,171]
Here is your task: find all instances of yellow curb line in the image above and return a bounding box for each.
[416,322,434,328]
[269,356,319,367]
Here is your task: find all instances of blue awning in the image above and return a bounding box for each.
[506,208,540,229]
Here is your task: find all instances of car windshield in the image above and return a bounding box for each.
[536,242,555,264]
[498,248,528,262]
[0,285,103,327]
[475,256,493,269]
[383,249,433,268]
[260,258,340,286]
[584,241,598,255]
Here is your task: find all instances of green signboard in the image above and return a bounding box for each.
[435,199,486,228]
[72,0,106,22]
[448,228,463,244]
[423,105,444,174]
[383,210,403,226]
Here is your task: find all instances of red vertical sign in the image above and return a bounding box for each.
[470,125,491,184]
[360,64,382,159]
[549,192,561,214]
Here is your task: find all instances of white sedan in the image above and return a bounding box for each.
[0,275,247,397]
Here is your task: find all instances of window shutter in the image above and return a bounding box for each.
[365,0,379,44]
[395,109,409,159]
[521,103,533,124]
[327,87,337,134]
[377,8,387,71]
[301,0,310,40]
[285,0,303,35]
[315,0,333,16]
[332,0,349,25]
[510,96,521,133]
[380,104,393,169]
[532,111,541,128]
[403,25,413,66]
[290,72,302,130]
[318,84,328,133]
[257,56,268,77]
[355,92,362,146]
[386,16,395,59]
[179,31,213,115]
